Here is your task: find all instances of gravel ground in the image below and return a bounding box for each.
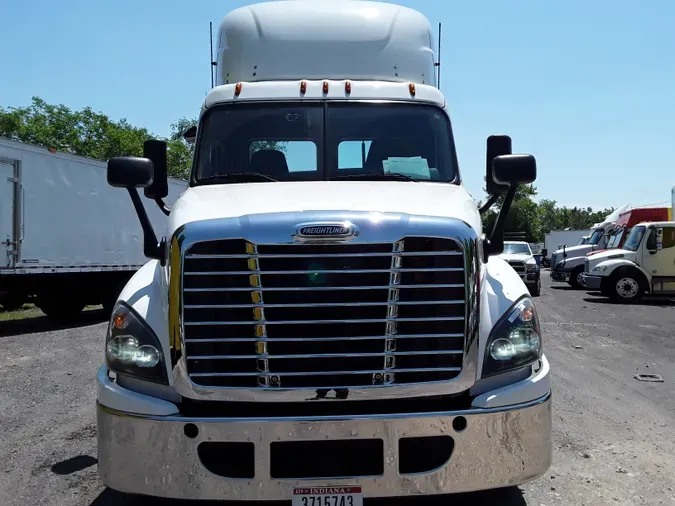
[1,274,674,506]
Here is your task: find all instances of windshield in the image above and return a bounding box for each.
[579,237,589,245]
[503,243,532,255]
[622,225,646,252]
[588,229,604,245]
[192,102,459,184]
[606,228,625,249]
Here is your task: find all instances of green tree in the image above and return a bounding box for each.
[0,97,193,179]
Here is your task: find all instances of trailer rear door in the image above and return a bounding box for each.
[0,159,18,268]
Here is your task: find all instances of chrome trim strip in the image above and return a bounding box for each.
[184,316,464,326]
[169,210,481,402]
[185,333,464,343]
[184,267,463,275]
[184,283,465,292]
[186,251,463,259]
[189,367,462,378]
[184,300,464,309]
[187,350,464,360]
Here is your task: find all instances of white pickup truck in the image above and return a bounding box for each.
[500,241,541,296]
[95,0,552,502]
[581,220,675,302]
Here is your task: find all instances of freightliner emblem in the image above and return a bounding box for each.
[293,222,359,242]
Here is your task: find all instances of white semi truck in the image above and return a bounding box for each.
[0,137,187,317]
[549,205,630,288]
[95,1,552,501]
[581,220,675,302]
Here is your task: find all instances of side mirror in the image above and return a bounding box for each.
[183,125,197,144]
[143,139,169,199]
[485,134,512,195]
[107,157,154,188]
[492,154,537,186]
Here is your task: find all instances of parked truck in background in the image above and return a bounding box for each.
[581,220,675,302]
[95,1,552,502]
[549,205,630,287]
[552,205,670,289]
[499,241,541,296]
[543,228,591,267]
[0,137,187,316]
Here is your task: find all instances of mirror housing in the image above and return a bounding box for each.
[143,139,169,199]
[492,154,537,186]
[107,157,154,188]
[485,134,512,195]
[183,125,197,144]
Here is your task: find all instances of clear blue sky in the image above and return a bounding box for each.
[2,0,674,210]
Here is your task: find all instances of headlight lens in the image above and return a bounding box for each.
[106,302,168,384]
[592,265,607,272]
[526,263,538,272]
[483,297,542,377]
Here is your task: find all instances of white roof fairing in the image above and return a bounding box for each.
[215,0,438,86]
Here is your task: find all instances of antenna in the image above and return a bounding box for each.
[436,22,442,89]
[209,21,215,89]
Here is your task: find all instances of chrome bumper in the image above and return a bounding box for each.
[97,392,552,500]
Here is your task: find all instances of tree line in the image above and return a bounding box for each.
[1,97,612,242]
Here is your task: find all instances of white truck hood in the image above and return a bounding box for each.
[167,181,481,236]
[587,249,635,269]
[554,244,593,257]
[499,253,535,263]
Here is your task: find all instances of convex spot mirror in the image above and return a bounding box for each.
[107,156,154,188]
[492,154,537,186]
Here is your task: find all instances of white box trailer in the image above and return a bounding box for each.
[544,229,590,260]
[0,137,187,317]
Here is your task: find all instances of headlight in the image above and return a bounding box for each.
[482,297,542,378]
[592,265,608,272]
[106,302,168,384]
[526,263,538,272]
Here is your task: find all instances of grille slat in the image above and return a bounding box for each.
[182,237,466,389]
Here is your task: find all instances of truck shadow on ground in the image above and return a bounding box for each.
[0,308,108,338]
[582,295,675,307]
[89,486,527,506]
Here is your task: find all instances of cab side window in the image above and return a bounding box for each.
[646,229,657,250]
[661,227,675,249]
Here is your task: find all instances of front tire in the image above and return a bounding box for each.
[568,266,585,289]
[529,276,541,296]
[36,296,86,320]
[608,271,644,303]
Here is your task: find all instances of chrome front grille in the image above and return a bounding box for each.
[181,237,466,390]
[507,261,526,274]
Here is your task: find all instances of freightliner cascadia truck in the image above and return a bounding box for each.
[96,1,552,502]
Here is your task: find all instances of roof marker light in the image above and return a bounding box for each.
[234,82,242,96]
[345,81,351,94]
[300,80,307,94]
[323,81,329,94]
[409,83,416,97]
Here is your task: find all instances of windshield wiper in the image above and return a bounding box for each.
[198,172,279,183]
[329,173,417,182]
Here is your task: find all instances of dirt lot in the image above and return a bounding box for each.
[1,274,674,506]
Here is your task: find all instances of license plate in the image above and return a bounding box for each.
[292,486,363,506]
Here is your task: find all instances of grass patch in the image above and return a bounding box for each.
[0,303,103,321]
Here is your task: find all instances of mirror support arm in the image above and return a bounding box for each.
[479,194,500,214]
[484,184,517,262]
[154,198,171,216]
[127,187,164,261]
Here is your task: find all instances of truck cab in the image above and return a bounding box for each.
[95,1,551,501]
[499,241,541,296]
[581,220,675,302]
[550,221,617,287]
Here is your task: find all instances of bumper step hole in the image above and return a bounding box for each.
[270,439,384,479]
[184,423,199,439]
[197,442,255,478]
[452,416,467,432]
[399,435,454,474]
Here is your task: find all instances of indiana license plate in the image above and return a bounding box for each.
[292,486,363,506]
